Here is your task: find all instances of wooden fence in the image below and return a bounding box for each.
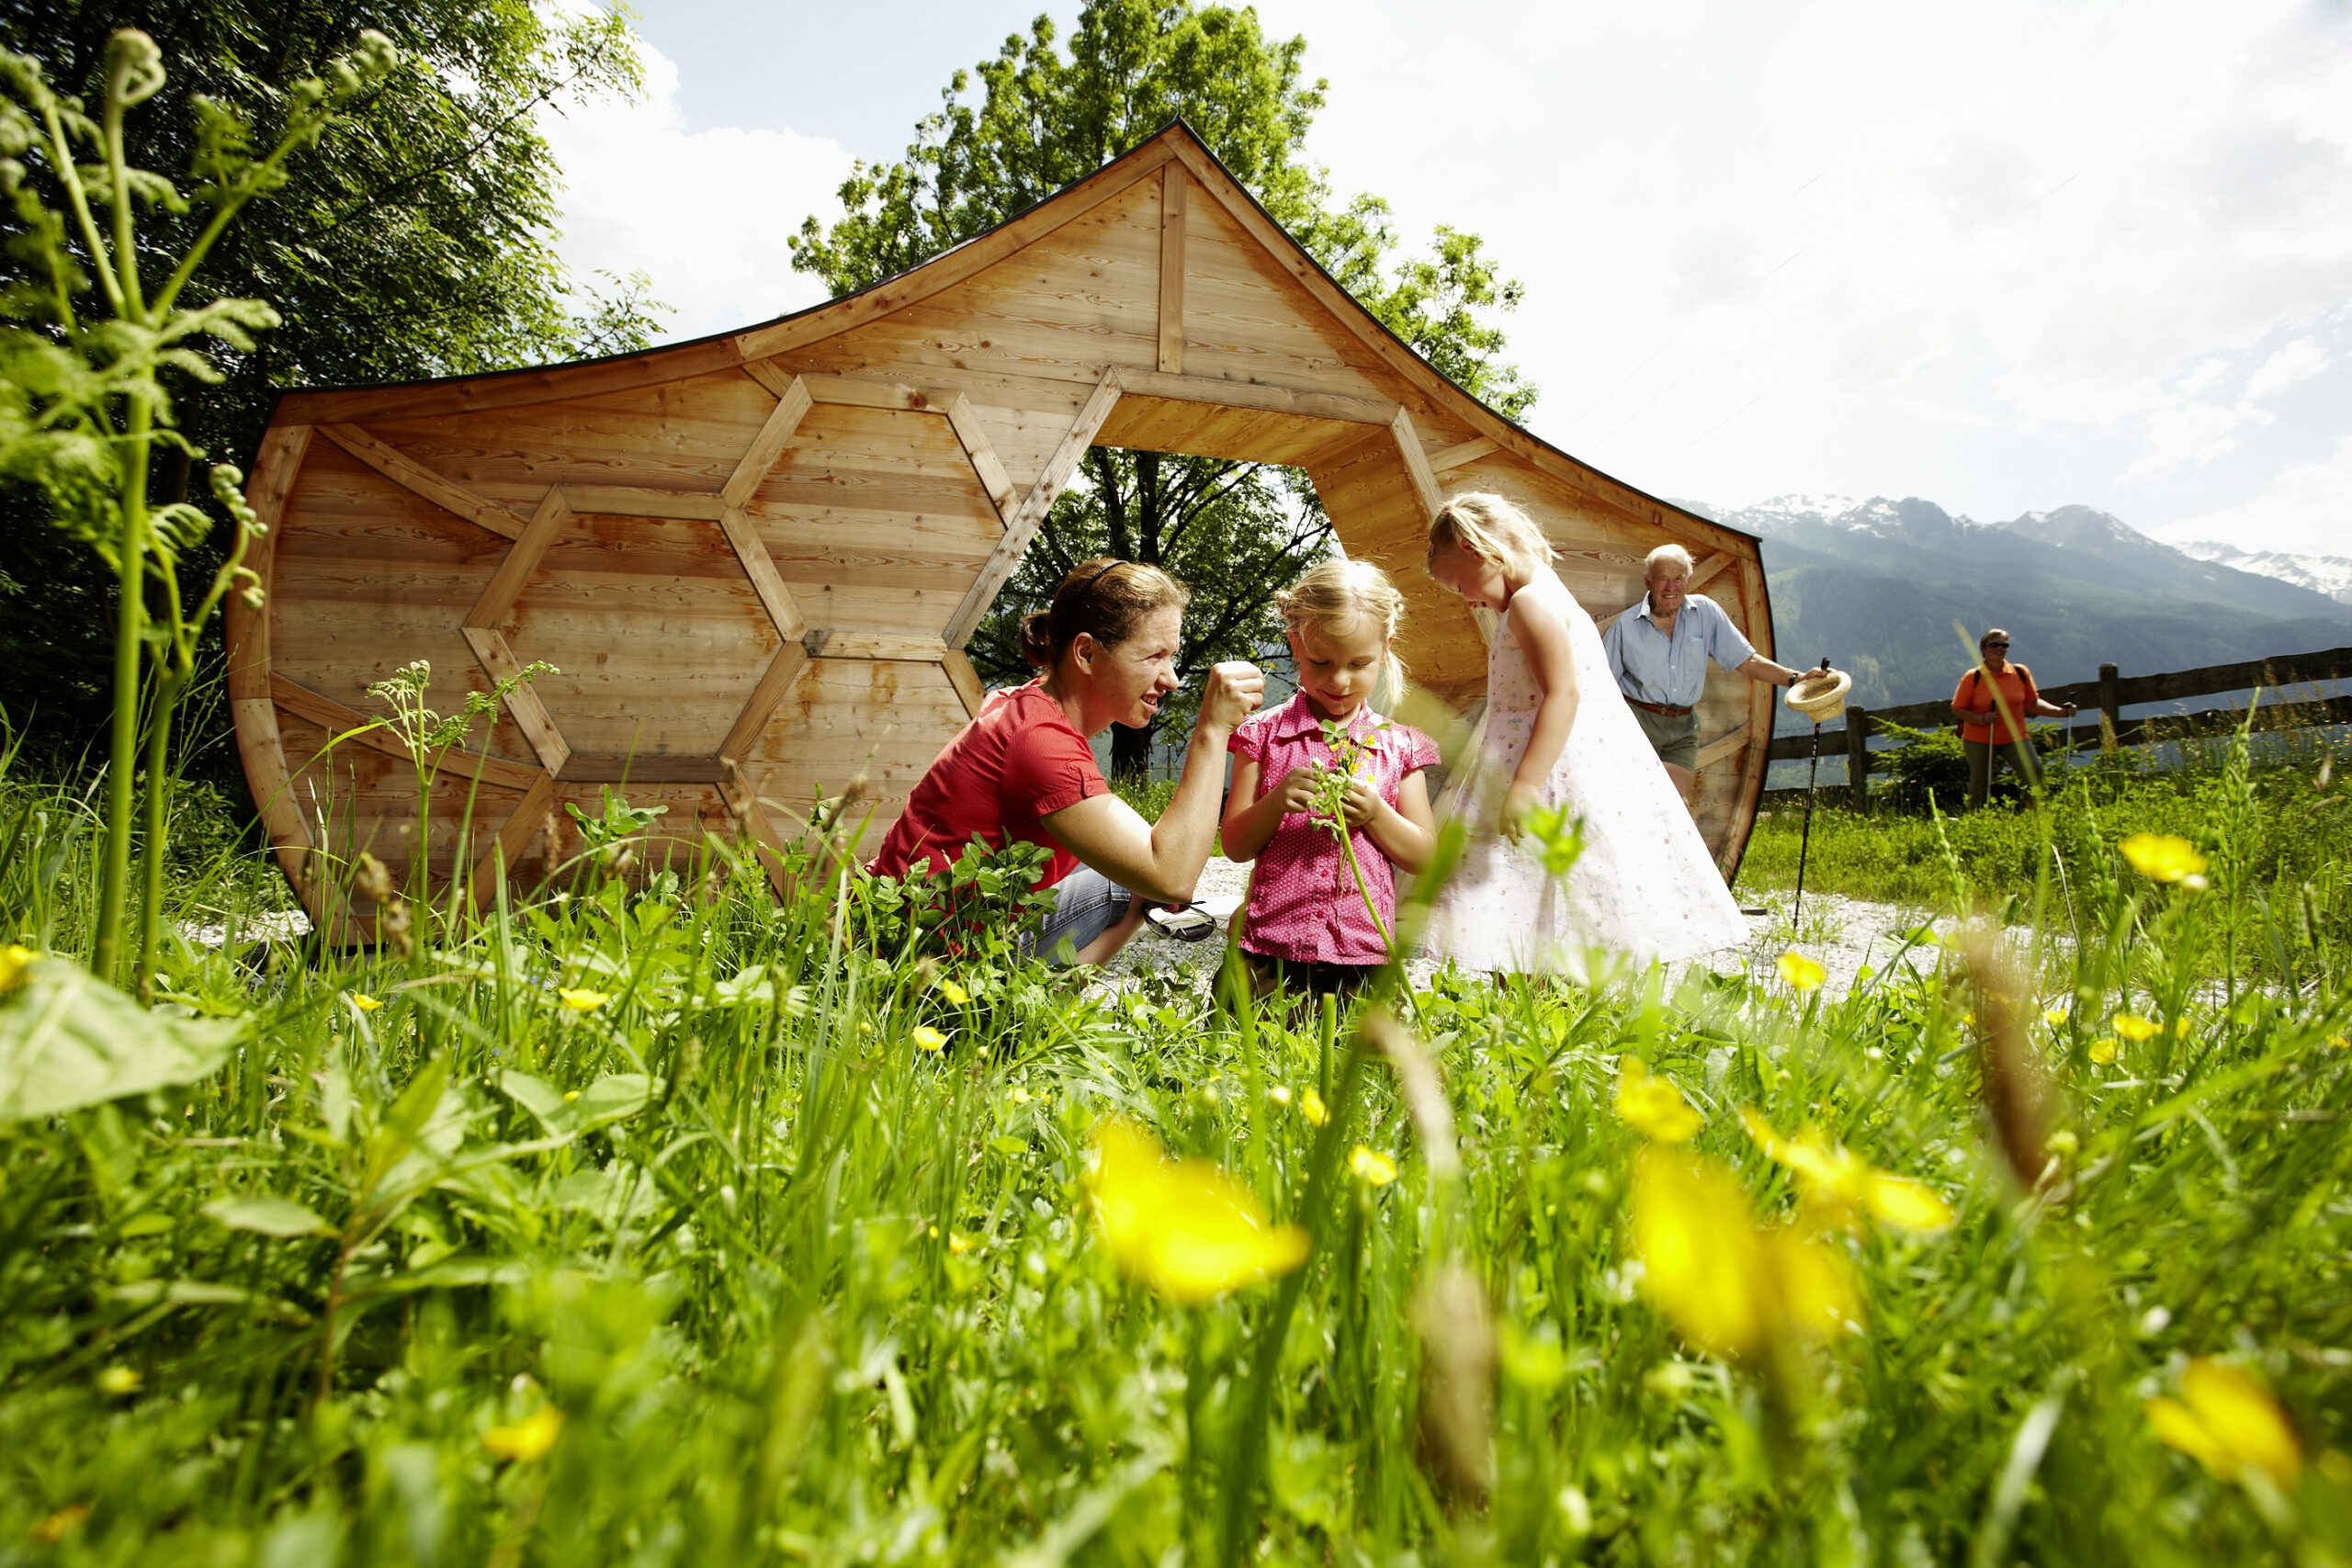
[1758,644,2352,808]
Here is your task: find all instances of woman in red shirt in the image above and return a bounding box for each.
[869,558,1264,964]
[1951,626,2077,810]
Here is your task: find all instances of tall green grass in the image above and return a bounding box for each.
[1,725,2349,1563]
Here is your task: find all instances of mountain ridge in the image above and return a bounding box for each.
[1673,495,2352,725]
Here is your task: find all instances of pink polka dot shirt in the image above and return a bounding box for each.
[1227,693,1441,965]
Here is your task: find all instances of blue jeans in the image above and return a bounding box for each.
[1025,867,1134,964]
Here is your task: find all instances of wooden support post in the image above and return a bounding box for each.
[1157,164,1186,375]
[2098,662,2121,751]
[1846,705,1871,810]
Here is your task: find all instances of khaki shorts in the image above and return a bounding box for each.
[1632,705,1700,771]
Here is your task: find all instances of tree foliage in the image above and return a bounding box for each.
[0,0,658,760]
[791,0,1533,774]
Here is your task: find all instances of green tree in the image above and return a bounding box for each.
[792,0,1533,776]
[0,0,658,764]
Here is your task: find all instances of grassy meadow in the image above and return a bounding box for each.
[0,721,2348,1567]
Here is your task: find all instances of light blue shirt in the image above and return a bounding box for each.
[1601,592,1757,708]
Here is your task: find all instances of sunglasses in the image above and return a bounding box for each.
[1983,640,2010,649]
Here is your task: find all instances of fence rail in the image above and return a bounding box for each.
[1758,644,2352,808]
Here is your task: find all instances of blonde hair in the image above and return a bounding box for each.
[1644,543,1695,578]
[1424,491,1556,575]
[1277,557,1408,703]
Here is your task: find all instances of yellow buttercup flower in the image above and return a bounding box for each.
[348,991,383,1012]
[1299,1087,1329,1127]
[2330,1035,2351,1053]
[1350,1145,1398,1186]
[1011,1085,1035,1104]
[1631,1147,1859,1360]
[912,1025,948,1053]
[2176,1016,2192,1038]
[1740,1109,1955,1235]
[483,1404,563,1463]
[2146,1359,2300,1489]
[1269,1084,1293,1107]
[1777,951,1827,992]
[2119,833,2208,887]
[946,1232,973,1256]
[1616,1058,1703,1143]
[96,1365,141,1395]
[1085,1119,1308,1305]
[2111,1013,2160,1043]
[557,987,610,1012]
[0,943,40,993]
[939,978,969,1005]
[2044,1009,2069,1027]
[2088,1038,2119,1066]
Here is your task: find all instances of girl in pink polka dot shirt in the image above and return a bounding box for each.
[1221,559,1441,999]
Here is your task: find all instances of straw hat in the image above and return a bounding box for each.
[1786,665,1851,723]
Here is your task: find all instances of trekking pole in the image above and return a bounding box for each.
[1792,658,1832,930]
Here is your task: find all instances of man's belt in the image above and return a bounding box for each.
[1627,698,1694,717]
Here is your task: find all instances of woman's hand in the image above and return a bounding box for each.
[1197,660,1265,734]
[1339,774,1380,827]
[1500,778,1542,840]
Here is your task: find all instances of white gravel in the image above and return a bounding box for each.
[1092,857,1968,1002]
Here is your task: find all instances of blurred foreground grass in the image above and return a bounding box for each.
[1,729,2348,1564]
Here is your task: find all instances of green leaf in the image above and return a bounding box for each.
[499,1068,567,1133]
[202,1194,333,1237]
[0,955,243,1121]
[572,1072,650,1131]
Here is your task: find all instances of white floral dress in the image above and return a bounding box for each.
[1426,569,1748,975]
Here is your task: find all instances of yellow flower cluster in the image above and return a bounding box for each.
[1615,1058,1702,1143]
[2146,1359,2300,1490]
[1738,1111,1956,1235]
[557,987,610,1012]
[1777,951,1826,993]
[483,1404,563,1463]
[912,1025,948,1054]
[0,943,40,993]
[1085,1119,1308,1305]
[1632,1149,1859,1360]
[2119,833,2208,889]
[1350,1145,1397,1186]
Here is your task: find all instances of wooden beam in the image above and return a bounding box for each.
[269,673,544,792]
[232,695,317,899]
[1389,407,1445,521]
[718,507,809,642]
[1695,724,1750,772]
[461,626,571,776]
[276,336,748,427]
[943,394,1019,525]
[717,641,812,768]
[465,487,572,629]
[562,486,727,522]
[1426,436,1498,473]
[1722,558,1774,880]
[225,423,312,703]
[811,631,950,663]
[469,770,555,907]
[721,374,814,511]
[1114,367,1395,426]
[796,373,952,412]
[942,649,987,719]
[557,753,722,784]
[944,367,1125,649]
[1158,164,1186,375]
[317,423,526,541]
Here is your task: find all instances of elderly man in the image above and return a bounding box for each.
[1601,544,1802,807]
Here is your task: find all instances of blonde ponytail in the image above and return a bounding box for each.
[1424,491,1555,576]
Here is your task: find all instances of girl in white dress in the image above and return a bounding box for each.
[1419,493,1748,976]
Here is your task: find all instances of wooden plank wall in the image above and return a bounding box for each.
[239,128,1771,922]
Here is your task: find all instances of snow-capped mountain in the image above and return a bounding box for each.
[2169,540,2352,607]
[1673,495,2352,720]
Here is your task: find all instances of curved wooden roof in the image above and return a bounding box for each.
[228,121,1774,926]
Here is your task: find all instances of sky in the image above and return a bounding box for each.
[538,1,2352,557]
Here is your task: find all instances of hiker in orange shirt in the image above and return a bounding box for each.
[1951,627,2077,810]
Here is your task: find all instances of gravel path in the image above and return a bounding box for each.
[1093,857,1961,1001]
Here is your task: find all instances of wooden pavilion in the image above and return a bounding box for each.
[227,121,1776,928]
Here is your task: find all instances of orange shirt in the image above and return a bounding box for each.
[1954,664,2039,746]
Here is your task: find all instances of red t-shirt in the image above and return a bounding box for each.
[867,682,1106,888]
[1954,664,2040,746]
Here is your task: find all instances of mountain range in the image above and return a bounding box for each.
[1676,496,2352,728]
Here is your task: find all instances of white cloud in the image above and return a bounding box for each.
[2151,434,2352,558]
[2245,337,2329,401]
[538,38,854,343]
